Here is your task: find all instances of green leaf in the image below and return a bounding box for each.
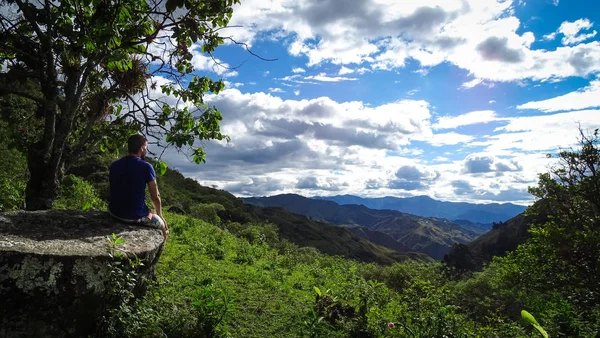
[114,238,125,245]
[82,201,92,210]
[313,286,322,297]
[521,310,549,338]
[154,160,168,176]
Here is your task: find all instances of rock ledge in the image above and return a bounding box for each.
[0,210,164,338]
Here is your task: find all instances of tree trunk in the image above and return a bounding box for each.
[25,142,63,210]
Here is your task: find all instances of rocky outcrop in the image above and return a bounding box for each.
[0,210,164,338]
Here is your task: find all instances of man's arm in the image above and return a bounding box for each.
[148,180,162,218]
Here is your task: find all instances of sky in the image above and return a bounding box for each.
[159,0,600,205]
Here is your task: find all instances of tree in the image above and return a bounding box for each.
[488,128,600,335]
[525,128,600,302]
[0,0,246,210]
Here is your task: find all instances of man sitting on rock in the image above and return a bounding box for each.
[108,134,168,240]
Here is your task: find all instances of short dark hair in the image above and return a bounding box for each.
[127,134,147,154]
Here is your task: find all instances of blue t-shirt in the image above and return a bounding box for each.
[108,156,156,219]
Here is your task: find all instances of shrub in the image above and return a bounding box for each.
[53,174,106,211]
[189,202,225,225]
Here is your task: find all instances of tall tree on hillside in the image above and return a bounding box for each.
[492,128,600,335]
[0,0,250,210]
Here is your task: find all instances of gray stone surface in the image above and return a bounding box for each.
[0,210,164,338]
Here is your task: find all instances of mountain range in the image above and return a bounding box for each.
[243,194,485,259]
[312,194,527,224]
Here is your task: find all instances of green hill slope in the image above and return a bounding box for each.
[444,205,548,271]
[244,194,479,259]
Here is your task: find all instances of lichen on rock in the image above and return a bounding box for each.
[72,258,110,293]
[7,256,64,295]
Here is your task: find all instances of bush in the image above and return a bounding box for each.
[189,202,225,225]
[53,174,106,211]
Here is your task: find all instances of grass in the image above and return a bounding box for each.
[106,212,538,338]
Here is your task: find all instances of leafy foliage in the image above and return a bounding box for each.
[0,121,27,211]
[189,202,225,225]
[53,174,107,211]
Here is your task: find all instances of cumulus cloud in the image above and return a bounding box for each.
[476,36,524,63]
[451,180,474,195]
[462,154,522,174]
[191,52,239,77]
[558,19,597,45]
[517,79,600,112]
[224,177,287,197]
[338,66,355,75]
[472,109,600,153]
[296,176,348,191]
[223,0,600,83]
[388,165,440,191]
[450,179,530,201]
[155,86,534,203]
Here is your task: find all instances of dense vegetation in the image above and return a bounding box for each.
[2,128,599,337]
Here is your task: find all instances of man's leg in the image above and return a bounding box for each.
[141,213,168,241]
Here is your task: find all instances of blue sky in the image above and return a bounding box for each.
[159,0,600,205]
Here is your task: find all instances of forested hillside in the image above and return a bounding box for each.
[244,194,480,259]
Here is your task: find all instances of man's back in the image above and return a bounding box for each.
[109,155,155,219]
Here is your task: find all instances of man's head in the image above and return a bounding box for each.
[128,134,148,158]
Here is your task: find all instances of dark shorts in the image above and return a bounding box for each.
[109,211,165,230]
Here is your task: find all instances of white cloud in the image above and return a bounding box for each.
[294,90,300,96]
[304,73,358,82]
[292,67,306,73]
[543,32,557,41]
[471,109,600,153]
[461,78,483,89]
[224,0,600,83]
[152,85,595,204]
[489,100,496,104]
[426,132,475,146]
[224,81,245,88]
[460,78,495,89]
[163,88,445,197]
[433,110,500,129]
[432,156,450,162]
[269,87,285,93]
[517,79,600,112]
[558,19,597,45]
[338,66,355,75]
[190,52,238,77]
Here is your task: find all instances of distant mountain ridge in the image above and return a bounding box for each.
[243,194,481,259]
[312,194,527,224]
